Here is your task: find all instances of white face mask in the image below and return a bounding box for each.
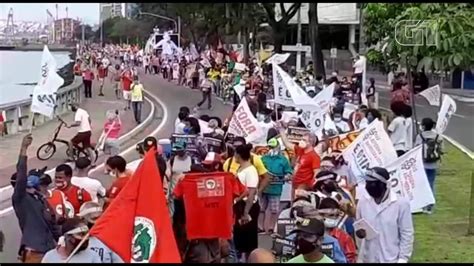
[298,140,308,149]
[324,217,340,229]
[334,117,342,122]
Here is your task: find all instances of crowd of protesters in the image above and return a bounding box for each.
[8,41,445,264]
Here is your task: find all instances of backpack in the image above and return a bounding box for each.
[421,133,442,163]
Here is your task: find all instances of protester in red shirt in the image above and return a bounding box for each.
[97,62,107,97]
[0,111,4,136]
[173,156,246,263]
[121,68,133,110]
[104,155,131,210]
[73,59,82,76]
[277,122,321,199]
[82,66,95,99]
[53,164,92,215]
[391,80,411,106]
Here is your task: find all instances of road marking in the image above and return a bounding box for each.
[0,89,168,216]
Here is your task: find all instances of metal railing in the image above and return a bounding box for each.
[0,76,83,136]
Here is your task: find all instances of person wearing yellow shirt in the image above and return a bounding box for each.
[223,137,271,192]
[130,76,144,124]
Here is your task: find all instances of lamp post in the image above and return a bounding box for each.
[138,11,181,47]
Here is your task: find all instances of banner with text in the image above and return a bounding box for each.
[273,63,295,106]
[228,98,264,143]
[342,120,397,183]
[31,45,65,118]
[386,145,436,211]
[326,130,362,154]
[436,94,457,134]
[418,85,441,106]
[266,53,291,65]
[299,84,335,134]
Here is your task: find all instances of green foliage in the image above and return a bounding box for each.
[96,17,153,44]
[261,3,301,52]
[363,3,474,72]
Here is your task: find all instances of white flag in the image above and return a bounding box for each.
[342,119,398,183]
[298,84,335,134]
[31,45,65,118]
[419,85,441,106]
[265,53,291,65]
[228,98,264,143]
[272,63,296,106]
[274,64,310,106]
[436,94,456,134]
[386,145,436,212]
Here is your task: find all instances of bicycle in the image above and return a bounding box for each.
[36,116,98,163]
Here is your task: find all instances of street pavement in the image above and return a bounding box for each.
[0,69,232,262]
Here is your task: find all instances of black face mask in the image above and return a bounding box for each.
[176,151,186,157]
[322,180,338,193]
[365,181,386,199]
[69,237,89,252]
[296,237,318,255]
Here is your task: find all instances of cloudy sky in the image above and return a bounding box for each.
[0,3,100,24]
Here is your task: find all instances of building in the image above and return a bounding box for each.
[274,3,361,70]
[52,17,80,44]
[100,3,136,22]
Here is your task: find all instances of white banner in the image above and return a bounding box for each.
[228,98,264,143]
[233,83,246,100]
[265,53,291,65]
[272,63,295,106]
[342,120,398,183]
[234,62,246,72]
[386,145,435,211]
[31,45,65,118]
[299,84,335,134]
[419,85,441,106]
[436,94,457,134]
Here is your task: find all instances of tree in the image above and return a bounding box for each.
[261,3,301,53]
[364,3,474,75]
[308,3,325,79]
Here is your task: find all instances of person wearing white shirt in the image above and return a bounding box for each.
[174,106,190,134]
[68,104,94,162]
[333,113,351,133]
[356,167,414,263]
[234,144,260,262]
[388,103,410,156]
[71,157,106,203]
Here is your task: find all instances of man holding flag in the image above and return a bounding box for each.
[89,147,181,263]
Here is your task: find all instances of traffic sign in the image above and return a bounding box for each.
[330,48,337,58]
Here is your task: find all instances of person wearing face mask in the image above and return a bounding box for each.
[53,164,93,216]
[259,138,293,234]
[332,112,350,134]
[41,218,101,263]
[287,218,334,263]
[313,171,356,218]
[319,197,356,263]
[104,156,131,210]
[78,202,124,263]
[12,135,61,263]
[356,167,414,263]
[306,86,317,98]
[278,124,321,198]
[365,108,382,124]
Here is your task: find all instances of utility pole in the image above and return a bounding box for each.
[100,16,103,47]
[177,16,181,47]
[296,6,302,72]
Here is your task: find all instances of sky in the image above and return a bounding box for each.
[0,3,100,25]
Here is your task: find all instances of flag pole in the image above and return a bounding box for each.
[64,232,91,263]
[28,112,35,133]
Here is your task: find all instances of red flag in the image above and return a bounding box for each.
[90,149,181,263]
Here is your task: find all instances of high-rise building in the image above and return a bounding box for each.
[52,17,80,44]
[100,3,135,22]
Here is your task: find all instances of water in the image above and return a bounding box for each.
[0,51,73,106]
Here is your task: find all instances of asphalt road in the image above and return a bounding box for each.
[377,89,474,152]
[0,73,232,262]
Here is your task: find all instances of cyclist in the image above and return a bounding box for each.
[67,103,96,164]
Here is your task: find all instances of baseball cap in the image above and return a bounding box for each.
[289,218,325,237]
[267,138,279,148]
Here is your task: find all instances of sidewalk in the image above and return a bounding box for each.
[330,69,474,100]
[0,78,141,187]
